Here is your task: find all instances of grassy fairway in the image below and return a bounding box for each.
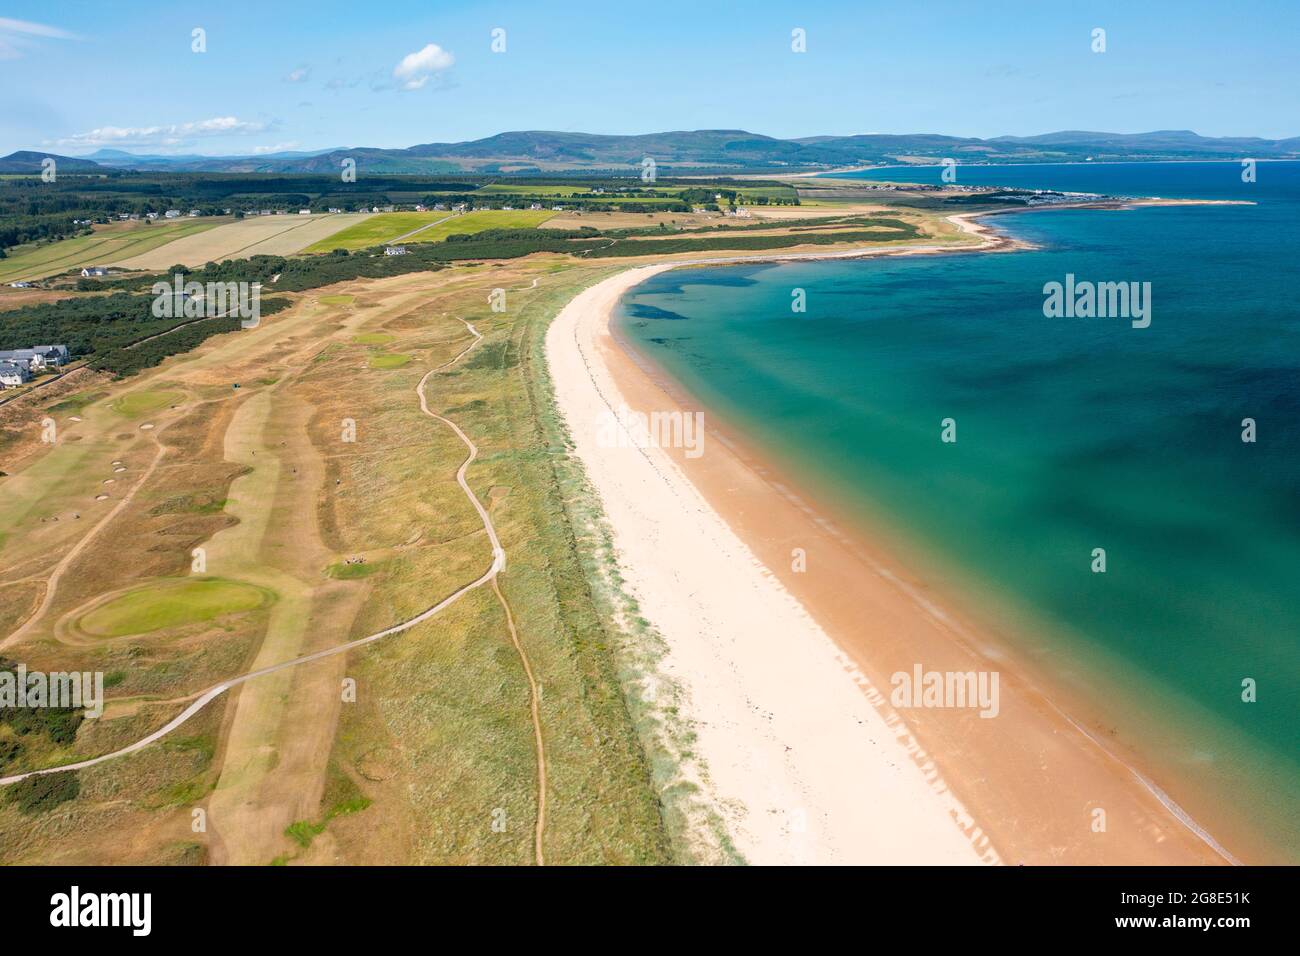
[305,209,555,252]
[112,389,185,418]
[78,578,274,638]
[0,258,701,865]
[367,352,411,369]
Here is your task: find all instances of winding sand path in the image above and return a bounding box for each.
[1,437,168,651]
[0,317,553,862]
[3,232,994,846]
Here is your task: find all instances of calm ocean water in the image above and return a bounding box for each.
[616,161,1300,861]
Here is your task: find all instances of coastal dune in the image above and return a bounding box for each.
[545,242,1240,865]
[548,264,995,865]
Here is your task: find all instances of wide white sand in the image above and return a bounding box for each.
[546,260,997,865]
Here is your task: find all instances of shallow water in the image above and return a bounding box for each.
[617,161,1300,861]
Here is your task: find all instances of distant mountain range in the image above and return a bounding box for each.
[5,129,1299,175]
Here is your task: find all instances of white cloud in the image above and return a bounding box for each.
[392,43,454,91]
[252,142,301,155]
[53,116,270,149]
[285,65,311,83]
[0,17,78,59]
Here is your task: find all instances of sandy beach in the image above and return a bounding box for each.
[545,228,1242,865]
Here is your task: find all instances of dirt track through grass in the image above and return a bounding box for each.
[0,307,549,866]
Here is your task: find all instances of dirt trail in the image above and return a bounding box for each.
[1,437,168,650]
[421,315,548,865]
[0,308,550,865]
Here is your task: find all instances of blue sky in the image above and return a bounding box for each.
[2,0,1297,155]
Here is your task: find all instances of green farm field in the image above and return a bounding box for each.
[0,219,225,283]
[304,209,555,252]
[475,184,593,196]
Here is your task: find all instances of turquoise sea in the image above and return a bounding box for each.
[616,161,1300,862]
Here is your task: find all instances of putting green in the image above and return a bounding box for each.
[368,353,411,370]
[112,389,184,418]
[353,332,394,345]
[325,561,381,580]
[79,577,274,637]
[320,294,355,305]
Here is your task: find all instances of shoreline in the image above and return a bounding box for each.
[545,218,1245,864]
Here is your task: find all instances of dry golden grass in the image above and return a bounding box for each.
[112,214,373,270]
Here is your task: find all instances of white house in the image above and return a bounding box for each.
[384,246,408,257]
[8,281,32,288]
[81,266,108,278]
[0,362,31,388]
[299,209,312,215]
[0,344,68,373]
[164,209,181,219]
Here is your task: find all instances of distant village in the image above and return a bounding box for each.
[60,198,562,229]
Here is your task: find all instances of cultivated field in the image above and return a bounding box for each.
[0,219,222,283]
[302,212,453,252]
[110,213,373,270]
[542,210,724,230]
[305,209,555,253]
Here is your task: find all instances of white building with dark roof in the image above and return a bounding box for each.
[0,362,32,387]
[0,345,70,372]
